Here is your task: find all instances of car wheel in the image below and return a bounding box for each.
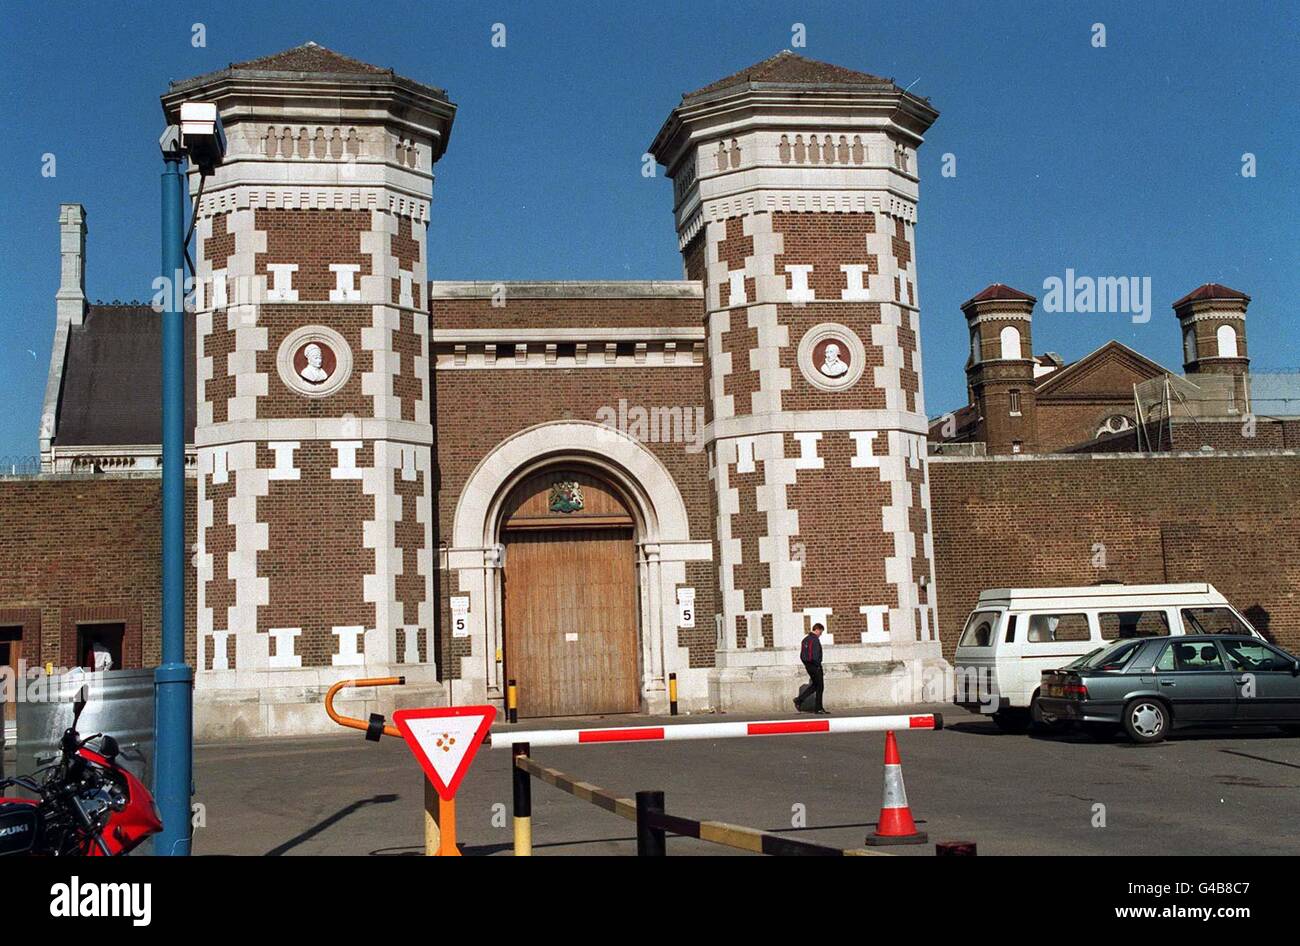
[992,709,1031,733]
[1123,699,1169,744]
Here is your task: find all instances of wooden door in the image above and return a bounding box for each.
[503,528,639,717]
[1,627,21,722]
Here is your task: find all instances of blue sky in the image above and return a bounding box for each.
[1,0,1296,463]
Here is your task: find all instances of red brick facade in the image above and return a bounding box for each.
[930,453,1300,661]
[0,477,197,669]
[431,308,717,672]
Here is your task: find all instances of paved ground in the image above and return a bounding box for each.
[189,705,1300,856]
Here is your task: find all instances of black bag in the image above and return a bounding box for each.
[794,681,818,712]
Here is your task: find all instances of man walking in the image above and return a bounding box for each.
[794,622,828,714]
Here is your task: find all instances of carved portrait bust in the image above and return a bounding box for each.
[819,342,849,377]
[300,343,329,383]
[277,326,352,399]
[797,323,866,392]
[294,341,336,385]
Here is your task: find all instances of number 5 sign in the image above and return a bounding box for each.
[450,595,470,637]
[677,587,695,629]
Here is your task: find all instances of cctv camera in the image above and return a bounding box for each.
[178,101,226,172]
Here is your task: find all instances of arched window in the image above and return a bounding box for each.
[999,325,1022,360]
[970,329,981,364]
[1183,327,1196,363]
[1216,324,1239,358]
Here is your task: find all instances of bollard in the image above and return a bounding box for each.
[936,840,977,856]
[668,673,678,716]
[636,790,666,856]
[512,743,532,856]
[507,679,518,724]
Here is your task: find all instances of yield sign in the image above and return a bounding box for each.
[393,705,497,800]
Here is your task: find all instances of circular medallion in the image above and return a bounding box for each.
[276,325,353,398]
[797,323,866,391]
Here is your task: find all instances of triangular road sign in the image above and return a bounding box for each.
[393,705,497,800]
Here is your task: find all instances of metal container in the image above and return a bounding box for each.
[14,668,155,792]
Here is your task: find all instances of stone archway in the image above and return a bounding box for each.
[446,421,704,712]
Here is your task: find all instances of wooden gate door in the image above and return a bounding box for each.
[503,527,640,717]
[1,627,21,722]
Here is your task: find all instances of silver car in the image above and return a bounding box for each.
[1038,635,1300,744]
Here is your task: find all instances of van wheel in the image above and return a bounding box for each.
[992,709,1030,733]
[1123,699,1169,744]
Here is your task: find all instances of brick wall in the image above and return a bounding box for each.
[929,452,1300,662]
[0,475,197,669]
[433,365,716,671]
[433,296,701,331]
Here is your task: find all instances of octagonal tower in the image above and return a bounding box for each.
[650,52,947,707]
[162,43,455,734]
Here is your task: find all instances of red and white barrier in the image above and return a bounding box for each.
[490,712,942,749]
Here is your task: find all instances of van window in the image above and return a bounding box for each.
[1099,610,1170,640]
[1026,613,1090,643]
[958,611,1000,648]
[1181,607,1251,636]
[1004,614,1017,643]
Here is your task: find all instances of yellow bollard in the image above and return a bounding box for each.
[514,812,532,856]
[512,743,532,855]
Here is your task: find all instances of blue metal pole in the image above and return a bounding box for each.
[155,148,193,856]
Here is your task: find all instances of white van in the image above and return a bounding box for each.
[952,582,1263,730]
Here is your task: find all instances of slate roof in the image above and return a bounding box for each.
[962,283,1038,307]
[166,41,449,100]
[231,42,392,76]
[682,50,897,102]
[54,304,196,446]
[1171,283,1251,308]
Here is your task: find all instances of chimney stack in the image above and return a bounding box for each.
[56,203,87,326]
[41,204,88,469]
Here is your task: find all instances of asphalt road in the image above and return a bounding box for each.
[190,705,1300,856]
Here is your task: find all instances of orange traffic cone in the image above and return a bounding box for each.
[865,730,927,845]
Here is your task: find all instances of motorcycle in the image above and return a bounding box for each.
[0,685,162,856]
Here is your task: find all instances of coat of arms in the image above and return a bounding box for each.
[548,480,584,513]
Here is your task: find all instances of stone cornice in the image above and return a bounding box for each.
[650,86,939,177]
[161,72,456,159]
[428,281,702,300]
